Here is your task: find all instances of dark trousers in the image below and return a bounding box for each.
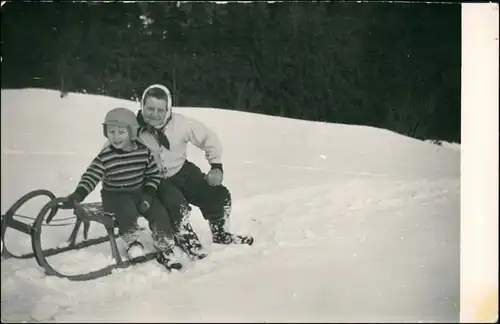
[101,189,175,251]
[157,161,232,230]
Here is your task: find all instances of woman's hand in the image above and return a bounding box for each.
[206,169,223,186]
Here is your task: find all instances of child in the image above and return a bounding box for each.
[61,107,182,271]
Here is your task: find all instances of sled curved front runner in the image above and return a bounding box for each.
[1,189,57,259]
[32,198,158,281]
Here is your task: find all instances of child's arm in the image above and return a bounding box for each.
[139,151,163,213]
[71,155,106,203]
[143,151,162,195]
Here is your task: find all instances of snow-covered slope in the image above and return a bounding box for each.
[1,88,460,322]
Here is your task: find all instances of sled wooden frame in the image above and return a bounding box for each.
[1,189,157,281]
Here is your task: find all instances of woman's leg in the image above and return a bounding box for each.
[169,161,231,223]
[156,178,192,229]
[139,195,182,269]
[169,161,253,245]
[154,180,206,259]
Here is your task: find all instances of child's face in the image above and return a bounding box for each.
[143,97,168,127]
[106,124,132,150]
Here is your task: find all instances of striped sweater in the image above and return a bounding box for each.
[73,141,162,201]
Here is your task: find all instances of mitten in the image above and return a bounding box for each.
[59,191,83,209]
[139,194,153,214]
[206,164,223,186]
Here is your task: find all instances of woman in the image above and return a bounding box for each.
[136,84,254,260]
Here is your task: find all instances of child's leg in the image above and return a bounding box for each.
[101,191,141,246]
[140,195,176,252]
[140,196,182,270]
[157,178,205,258]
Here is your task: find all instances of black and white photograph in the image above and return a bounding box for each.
[1,1,497,322]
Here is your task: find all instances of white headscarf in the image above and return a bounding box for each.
[140,84,173,129]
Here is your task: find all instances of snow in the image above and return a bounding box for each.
[1,88,462,322]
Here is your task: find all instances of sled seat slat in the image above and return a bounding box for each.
[76,202,117,229]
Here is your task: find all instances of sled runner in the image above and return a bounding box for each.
[1,189,157,281]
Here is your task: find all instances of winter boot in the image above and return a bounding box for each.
[209,219,254,246]
[156,248,183,271]
[126,241,145,260]
[175,222,207,260]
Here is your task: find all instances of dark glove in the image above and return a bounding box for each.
[139,194,153,214]
[59,192,83,209]
[206,163,223,186]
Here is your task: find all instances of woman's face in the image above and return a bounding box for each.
[143,96,168,127]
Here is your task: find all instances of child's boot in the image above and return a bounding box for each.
[126,240,145,259]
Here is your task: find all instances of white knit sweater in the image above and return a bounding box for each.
[137,112,223,178]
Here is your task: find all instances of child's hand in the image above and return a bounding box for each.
[59,192,82,209]
[139,194,153,214]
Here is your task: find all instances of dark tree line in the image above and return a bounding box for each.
[1,1,461,143]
